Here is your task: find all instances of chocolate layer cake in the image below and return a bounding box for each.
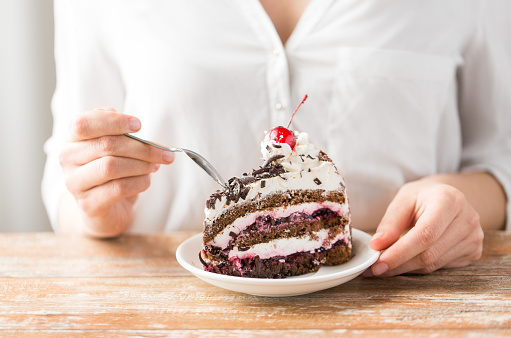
[199,130,352,278]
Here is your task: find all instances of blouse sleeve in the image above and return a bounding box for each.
[458,0,511,230]
[42,0,125,231]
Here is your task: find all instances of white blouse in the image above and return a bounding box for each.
[43,0,511,233]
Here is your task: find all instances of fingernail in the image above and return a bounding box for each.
[372,262,388,276]
[371,232,385,242]
[163,151,174,163]
[152,164,161,172]
[129,118,141,131]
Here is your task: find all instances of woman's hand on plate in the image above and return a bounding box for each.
[364,179,484,277]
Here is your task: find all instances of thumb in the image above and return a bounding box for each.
[370,189,415,251]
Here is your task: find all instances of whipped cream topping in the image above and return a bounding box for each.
[261,132,320,172]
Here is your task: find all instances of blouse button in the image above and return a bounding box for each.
[275,103,283,110]
[272,48,281,56]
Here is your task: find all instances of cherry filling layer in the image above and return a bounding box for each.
[247,208,338,232]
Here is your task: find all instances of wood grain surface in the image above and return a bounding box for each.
[0,231,510,337]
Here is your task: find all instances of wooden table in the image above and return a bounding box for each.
[0,231,510,337]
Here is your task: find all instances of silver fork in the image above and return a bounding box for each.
[124,133,228,189]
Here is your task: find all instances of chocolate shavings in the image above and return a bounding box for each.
[252,167,270,176]
[240,187,250,200]
[262,154,285,168]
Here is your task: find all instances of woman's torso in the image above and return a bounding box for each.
[82,0,477,232]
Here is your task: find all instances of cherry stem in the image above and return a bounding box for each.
[287,94,308,129]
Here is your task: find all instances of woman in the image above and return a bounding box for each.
[43,0,510,277]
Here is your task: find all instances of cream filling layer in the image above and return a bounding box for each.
[209,201,350,249]
[228,228,351,261]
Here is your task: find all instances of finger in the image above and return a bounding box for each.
[66,156,160,194]
[372,188,462,276]
[370,188,416,251]
[60,135,175,168]
[382,242,467,276]
[437,221,484,270]
[125,195,138,205]
[76,175,152,218]
[377,214,471,276]
[69,109,141,141]
[385,227,482,276]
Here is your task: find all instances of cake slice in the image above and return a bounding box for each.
[199,128,352,278]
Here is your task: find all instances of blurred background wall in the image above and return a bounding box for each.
[0,0,54,232]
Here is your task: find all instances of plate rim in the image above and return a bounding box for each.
[176,228,380,286]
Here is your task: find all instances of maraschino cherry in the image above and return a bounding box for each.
[263,95,308,150]
[264,126,297,149]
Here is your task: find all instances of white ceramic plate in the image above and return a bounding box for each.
[176,229,380,297]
